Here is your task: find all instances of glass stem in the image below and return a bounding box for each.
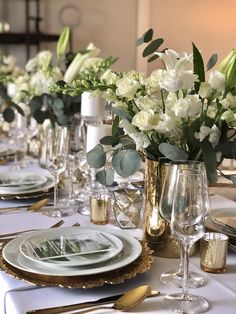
[54,174,59,210]
[178,242,184,275]
[69,169,74,199]
[182,242,190,297]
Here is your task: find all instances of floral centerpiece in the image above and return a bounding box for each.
[54,29,236,185]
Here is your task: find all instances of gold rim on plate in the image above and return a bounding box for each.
[0,241,154,289]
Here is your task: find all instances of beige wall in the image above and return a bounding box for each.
[147,0,236,73]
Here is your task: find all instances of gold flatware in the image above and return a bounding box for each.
[73,285,152,314]
[0,198,52,214]
[0,220,64,240]
[26,287,159,314]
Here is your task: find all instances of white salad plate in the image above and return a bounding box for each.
[205,208,236,238]
[2,226,142,276]
[0,172,48,193]
[0,174,54,196]
[20,229,123,267]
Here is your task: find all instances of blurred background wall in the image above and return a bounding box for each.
[0,0,235,73]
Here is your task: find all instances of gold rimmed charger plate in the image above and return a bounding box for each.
[0,241,154,288]
[0,175,59,200]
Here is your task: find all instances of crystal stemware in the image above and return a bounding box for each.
[45,126,70,217]
[159,161,209,288]
[164,169,209,313]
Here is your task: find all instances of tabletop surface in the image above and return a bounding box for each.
[0,163,236,314]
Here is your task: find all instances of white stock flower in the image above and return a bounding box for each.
[199,82,212,98]
[119,119,150,150]
[208,125,220,148]
[132,109,160,131]
[116,73,140,99]
[209,71,225,91]
[168,93,202,119]
[222,92,236,109]
[194,125,211,142]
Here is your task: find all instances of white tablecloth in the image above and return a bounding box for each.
[0,163,236,313]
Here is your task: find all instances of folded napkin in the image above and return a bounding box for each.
[214,216,236,229]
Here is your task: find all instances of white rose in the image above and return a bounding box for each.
[209,71,225,91]
[220,110,235,123]
[132,109,159,131]
[199,82,212,98]
[135,96,159,111]
[116,76,139,99]
[101,69,118,85]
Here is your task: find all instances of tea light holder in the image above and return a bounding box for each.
[90,193,111,225]
[200,232,228,273]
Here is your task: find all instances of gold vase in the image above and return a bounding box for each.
[143,158,197,257]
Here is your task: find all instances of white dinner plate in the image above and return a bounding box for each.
[20,229,123,267]
[2,226,142,276]
[205,208,236,238]
[0,172,47,193]
[0,174,54,196]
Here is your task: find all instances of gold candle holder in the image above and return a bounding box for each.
[200,232,228,273]
[90,194,110,225]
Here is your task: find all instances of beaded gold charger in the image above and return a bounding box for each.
[0,241,154,289]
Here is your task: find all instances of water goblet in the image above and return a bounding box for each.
[164,169,209,313]
[159,161,209,288]
[45,126,70,218]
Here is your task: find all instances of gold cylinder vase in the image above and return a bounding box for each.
[143,159,182,257]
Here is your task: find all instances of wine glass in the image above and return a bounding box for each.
[164,169,209,313]
[45,126,70,217]
[159,161,209,288]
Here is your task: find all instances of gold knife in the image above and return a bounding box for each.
[26,290,160,314]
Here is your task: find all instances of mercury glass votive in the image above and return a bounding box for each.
[200,232,228,273]
[90,193,111,225]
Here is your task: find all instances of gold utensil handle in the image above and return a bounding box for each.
[26,290,160,314]
[73,306,112,314]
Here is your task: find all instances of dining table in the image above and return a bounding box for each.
[0,162,236,314]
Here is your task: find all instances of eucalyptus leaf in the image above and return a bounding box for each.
[2,107,15,122]
[206,53,218,71]
[148,54,159,63]
[87,144,106,168]
[100,136,119,146]
[158,143,189,161]
[96,168,114,186]
[143,38,164,57]
[33,109,48,124]
[112,150,141,177]
[136,28,153,46]
[11,103,25,116]
[106,103,132,120]
[29,96,43,113]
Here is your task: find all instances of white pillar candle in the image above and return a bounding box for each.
[86,124,112,153]
[81,92,106,117]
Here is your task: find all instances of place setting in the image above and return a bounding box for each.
[0,171,55,200]
[0,225,154,289]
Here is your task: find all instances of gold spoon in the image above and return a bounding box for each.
[73,285,153,314]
